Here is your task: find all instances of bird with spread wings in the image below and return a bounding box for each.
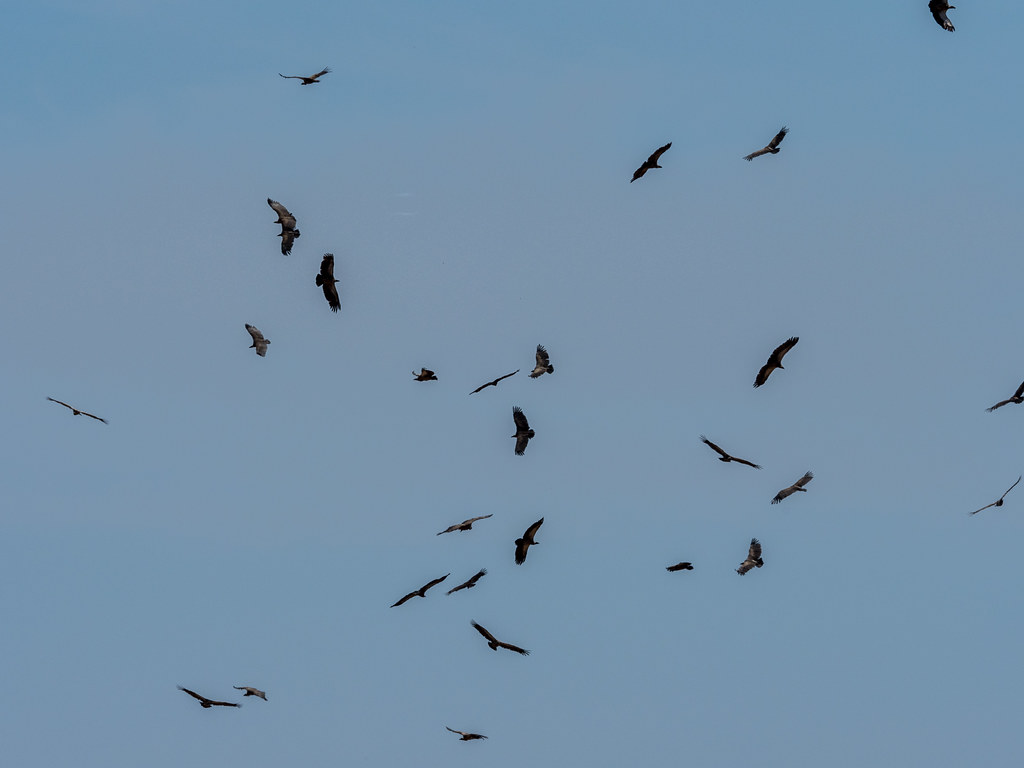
[279,67,330,84]
[512,407,535,455]
[177,686,240,708]
[986,381,1024,412]
[446,726,488,741]
[700,435,761,469]
[470,620,530,655]
[928,1,955,31]
[744,127,788,161]
[233,686,267,701]
[437,515,493,535]
[267,198,300,255]
[970,476,1021,515]
[316,253,341,312]
[514,517,544,565]
[736,539,764,575]
[47,397,107,424]
[413,368,437,381]
[447,569,487,595]
[772,472,813,504]
[754,336,799,388]
[631,142,671,182]
[666,561,693,572]
[530,345,554,378]
[245,324,270,357]
[391,573,450,607]
[470,370,518,394]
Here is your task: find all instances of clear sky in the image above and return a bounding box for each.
[4,2,1024,766]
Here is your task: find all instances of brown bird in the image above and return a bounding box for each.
[245,324,270,357]
[391,573,450,607]
[744,127,788,161]
[700,435,761,469]
[267,198,300,255]
[315,253,341,312]
[514,517,543,565]
[469,370,519,395]
[233,686,267,701]
[470,620,530,655]
[631,142,671,182]
[771,471,813,504]
[986,381,1024,412]
[413,368,438,381]
[754,336,799,388]
[177,686,240,708]
[666,562,693,572]
[278,67,330,84]
[512,406,535,455]
[437,514,493,535]
[970,476,1021,516]
[529,345,554,378]
[446,726,488,741]
[47,397,107,424]
[929,0,955,31]
[447,569,487,595]
[736,539,764,575]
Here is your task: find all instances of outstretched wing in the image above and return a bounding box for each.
[970,501,998,516]
[498,639,530,656]
[310,67,330,79]
[700,435,729,459]
[512,406,530,432]
[744,147,771,162]
[279,73,304,80]
[316,254,341,311]
[530,344,552,377]
[178,686,208,704]
[245,324,269,356]
[648,142,672,164]
[794,471,814,489]
[391,591,418,607]
[267,198,296,228]
[768,126,788,150]
[47,396,73,411]
[420,573,450,594]
[1001,475,1022,501]
[666,562,693,572]
[471,620,498,644]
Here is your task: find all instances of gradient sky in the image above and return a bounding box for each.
[4,2,1024,766]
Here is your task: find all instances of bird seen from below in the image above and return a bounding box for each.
[970,476,1021,515]
[736,539,764,575]
[177,686,241,708]
[630,142,671,182]
[666,561,693,572]
[245,324,270,357]
[754,336,799,388]
[469,370,519,394]
[986,380,1024,412]
[316,253,341,312]
[437,514,493,535]
[413,368,437,381]
[267,198,300,255]
[278,67,330,84]
[46,397,107,424]
[744,127,788,161]
[470,620,530,655]
[512,406,535,455]
[700,435,761,469]
[772,471,814,504]
[391,573,450,607]
[447,569,487,595]
[446,726,488,741]
[530,345,554,378]
[514,517,544,565]
[233,686,267,701]
[929,0,955,31]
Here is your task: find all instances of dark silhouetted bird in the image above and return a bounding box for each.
[970,476,1021,515]
[929,1,955,31]
[47,397,107,424]
[514,517,543,564]
[413,368,437,381]
[391,574,449,607]
[447,569,487,595]
[279,67,330,84]
[446,726,488,741]
[177,686,240,708]
[512,406,535,455]
[437,515,493,535]
[666,562,693,572]
[245,324,270,357]
[316,253,341,312]
[744,127,788,161]
[736,539,764,575]
[986,381,1024,412]
[631,142,671,182]
[267,198,300,255]
[530,345,554,378]
[754,336,799,388]
[772,471,813,504]
[700,436,761,469]
[470,620,530,655]
[233,686,267,701]
[469,370,519,394]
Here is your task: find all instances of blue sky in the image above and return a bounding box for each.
[4,2,1024,766]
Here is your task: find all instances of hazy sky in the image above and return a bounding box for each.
[4,2,1024,766]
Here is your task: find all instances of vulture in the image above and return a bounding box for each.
[970,476,1021,515]
[754,336,799,388]
[447,569,487,595]
[46,397,107,424]
[245,324,270,357]
[929,1,955,31]
[771,471,813,504]
[233,686,267,701]
[514,517,544,564]
[437,514,493,535]
[666,562,694,572]
[315,253,341,312]
[631,142,672,182]
[446,727,488,741]
[529,345,554,378]
[279,67,330,84]
[469,369,519,395]
[700,435,761,469]
[413,368,438,381]
[391,573,450,607]
[744,127,788,161]
[736,539,764,575]
[470,620,530,655]
[177,686,240,708]
[512,406,535,455]
[986,381,1024,412]
[267,198,300,255]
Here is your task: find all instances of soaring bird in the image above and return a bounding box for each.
[245,324,270,357]
[970,476,1021,515]
[666,561,693,572]
[267,198,300,255]
[744,127,788,161]
[413,368,438,381]
[631,142,672,182]
[278,67,330,84]
[986,381,1024,412]
[233,686,267,701]
[470,620,530,655]
[529,345,554,378]
[437,515,493,535]
[700,435,761,469]
[514,517,544,565]
[46,397,107,424]
[771,471,813,504]
[754,336,799,388]
[315,253,341,312]
[929,0,955,31]
[177,686,240,708]
[470,370,519,395]
[512,406,535,455]
[446,726,488,741]
[391,573,450,607]
[736,539,764,575]
[447,569,487,595]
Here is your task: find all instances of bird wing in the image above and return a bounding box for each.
[312,67,330,79]
[467,515,493,525]
[987,399,1012,412]
[322,280,341,312]
[649,142,672,164]
[795,471,814,488]
[700,435,729,459]
[498,640,530,656]
[744,147,770,162]
[514,433,531,456]
[970,501,997,516]
[391,591,417,607]
[512,406,530,431]
[446,727,466,736]
[245,324,263,344]
[466,568,487,585]
[732,457,762,469]
[929,1,954,31]
[749,538,762,560]
[768,126,788,149]
[206,699,241,707]
[47,396,73,411]
[666,562,692,571]
[1001,475,1022,501]
[278,73,304,79]
[267,198,295,227]
[769,336,799,365]
[437,524,458,535]
[524,517,544,540]
[471,620,498,643]
[420,573,450,593]
[630,163,649,182]
[514,538,530,564]
[1014,381,1024,399]
[530,344,551,377]
[82,410,109,423]
[470,370,518,394]
[178,686,208,704]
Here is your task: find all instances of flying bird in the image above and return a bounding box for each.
[666,562,693,572]
[470,620,530,655]
[469,370,519,395]
[177,686,240,708]
[233,686,267,701]
[446,726,488,741]
[970,476,1021,515]
[278,67,330,84]
[928,0,955,31]
[245,324,270,357]
[754,336,799,388]
[736,539,764,575]
[771,471,814,504]
[447,569,487,595]
[529,345,554,378]
[315,253,341,312]
[391,573,450,607]
[700,435,761,469]
[512,406,535,455]
[514,517,544,565]
[413,368,438,381]
[46,397,107,424]
[986,381,1024,412]
[631,142,672,182]
[437,514,493,535]
[744,127,788,161]
[267,198,300,255]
